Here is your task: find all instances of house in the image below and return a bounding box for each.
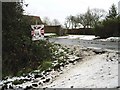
[23,15,43,25]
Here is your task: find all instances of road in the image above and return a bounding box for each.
[49,38,119,51]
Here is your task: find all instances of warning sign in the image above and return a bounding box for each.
[31,25,44,41]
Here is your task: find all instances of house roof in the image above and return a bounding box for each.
[23,15,43,24]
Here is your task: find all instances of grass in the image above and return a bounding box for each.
[17,68,33,77]
[12,79,24,85]
[40,60,53,71]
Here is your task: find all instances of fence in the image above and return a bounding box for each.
[44,25,65,35]
[44,25,94,36]
[64,28,94,35]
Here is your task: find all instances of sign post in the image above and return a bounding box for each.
[31,24,44,41]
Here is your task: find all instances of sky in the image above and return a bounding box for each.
[23,0,120,25]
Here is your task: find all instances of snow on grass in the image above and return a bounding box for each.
[98,37,120,42]
[44,33,56,36]
[55,35,120,42]
[106,37,120,42]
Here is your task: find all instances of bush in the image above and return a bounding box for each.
[93,16,120,38]
[2,2,55,77]
[3,39,55,77]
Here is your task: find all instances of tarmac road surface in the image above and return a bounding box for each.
[49,38,119,51]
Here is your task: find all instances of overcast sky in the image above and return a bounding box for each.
[23,0,120,25]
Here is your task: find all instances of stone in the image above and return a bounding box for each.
[2,84,7,89]
[41,76,45,80]
[23,78,31,82]
[53,64,61,71]
[27,74,31,78]
[45,78,50,83]
[39,81,43,85]
[108,73,111,75]
[43,87,48,90]
[9,85,13,89]
[60,63,64,67]
[92,49,106,54]
[24,86,32,90]
[43,78,50,83]
[45,69,52,73]
[34,74,43,79]
[42,71,46,75]
[69,60,75,63]
[32,83,38,87]
[100,68,102,71]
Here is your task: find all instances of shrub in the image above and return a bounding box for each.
[93,16,120,38]
[2,3,57,77]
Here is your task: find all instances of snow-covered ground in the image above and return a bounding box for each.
[0,35,119,89]
[44,33,56,36]
[56,35,120,42]
[57,35,96,40]
[42,51,118,88]
[0,47,119,89]
[98,37,120,42]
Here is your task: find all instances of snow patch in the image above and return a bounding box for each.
[57,35,96,40]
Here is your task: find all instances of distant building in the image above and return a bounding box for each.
[118,1,120,15]
[23,15,43,24]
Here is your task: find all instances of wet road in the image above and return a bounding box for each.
[49,38,119,51]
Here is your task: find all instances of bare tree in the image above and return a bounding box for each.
[42,16,52,25]
[77,14,87,28]
[64,8,106,29]
[64,15,79,29]
[91,8,107,26]
[64,16,71,29]
[69,15,74,29]
[77,8,106,28]
[52,19,61,25]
